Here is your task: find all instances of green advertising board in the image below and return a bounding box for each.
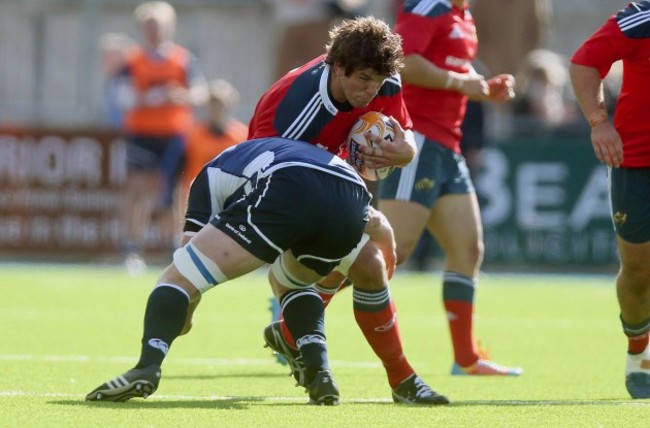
[476,137,618,268]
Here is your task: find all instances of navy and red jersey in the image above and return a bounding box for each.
[248,55,412,160]
[571,1,650,168]
[395,0,478,152]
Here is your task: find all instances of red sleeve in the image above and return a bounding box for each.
[394,12,438,56]
[571,17,635,78]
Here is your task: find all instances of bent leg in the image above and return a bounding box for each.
[346,240,415,388]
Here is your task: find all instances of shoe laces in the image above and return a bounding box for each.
[412,376,434,398]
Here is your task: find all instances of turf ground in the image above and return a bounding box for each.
[2,263,650,427]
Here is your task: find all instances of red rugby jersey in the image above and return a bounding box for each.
[248,55,412,159]
[571,1,650,168]
[395,0,478,152]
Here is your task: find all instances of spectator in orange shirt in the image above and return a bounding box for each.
[181,79,247,204]
[119,1,207,274]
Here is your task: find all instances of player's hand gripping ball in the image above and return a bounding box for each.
[347,111,396,181]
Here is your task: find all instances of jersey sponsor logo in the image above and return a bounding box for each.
[225,222,252,244]
[148,338,169,355]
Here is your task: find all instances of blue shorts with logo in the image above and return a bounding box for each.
[378,132,474,208]
[609,167,650,244]
[209,168,371,276]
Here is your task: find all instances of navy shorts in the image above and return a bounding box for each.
[378,132,474,208]
[126,134,186,207]
[210,168,371,276]
[609,167,650,243]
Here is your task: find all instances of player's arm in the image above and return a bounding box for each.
[400,53,489,100]
[569,62,622,167]
[363,206,396,279]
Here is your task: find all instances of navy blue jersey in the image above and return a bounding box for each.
[185,137,367,231]
[249,55,412,159]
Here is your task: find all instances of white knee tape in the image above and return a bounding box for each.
[172,243,228,293]
[270,254,312,290]
[334,233,370,276]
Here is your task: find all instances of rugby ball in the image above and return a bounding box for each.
[347,111,396,181]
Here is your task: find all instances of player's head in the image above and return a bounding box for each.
[134,1,176,47]
[205,79,240,127]
[324,16,403,108]
[324,16,403,78]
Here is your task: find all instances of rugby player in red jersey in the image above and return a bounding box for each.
[377,0,521,376]
[570,0,650,399]
[250,16,449,405]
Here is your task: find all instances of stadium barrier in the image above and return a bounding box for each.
[0,127,618,268]
[477,137,617,269]
[0,126,170,261]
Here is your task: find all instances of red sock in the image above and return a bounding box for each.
[443,272,479,367]
[628,333,650,354]
[353,290,414,388]
[444,300,478,367]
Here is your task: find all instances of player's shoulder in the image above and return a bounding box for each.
[616,1,650,38]
[403,0,452,18]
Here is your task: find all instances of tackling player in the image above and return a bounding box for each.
[86,137,383,406]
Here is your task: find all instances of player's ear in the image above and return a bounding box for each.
[332,63,345,77]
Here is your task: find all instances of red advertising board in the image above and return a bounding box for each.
[0,127,168,259]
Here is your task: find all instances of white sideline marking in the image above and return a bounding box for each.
[0,353,382,369]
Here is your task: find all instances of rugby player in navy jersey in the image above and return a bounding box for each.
[570,0,650,399]
[249,16,449,404]
[86,137,409,406]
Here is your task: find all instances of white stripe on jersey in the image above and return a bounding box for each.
[394,131,425,200]
[386,75,402,88]
[413,0,449,16]
[260,161,364,186]
[282,93,322,140]
[618,8,650,32]
[246,175,284,255]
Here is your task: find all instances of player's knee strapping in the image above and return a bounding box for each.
[173,243,228,293]
[270,254,312,289]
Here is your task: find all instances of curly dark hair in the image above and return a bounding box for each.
[324,16,403,77]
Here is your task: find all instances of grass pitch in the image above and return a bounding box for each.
[2,263,649,427]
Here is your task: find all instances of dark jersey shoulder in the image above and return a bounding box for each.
[403,0,452,18]
[616,1,650,38]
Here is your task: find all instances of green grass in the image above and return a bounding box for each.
[2,263,649,427]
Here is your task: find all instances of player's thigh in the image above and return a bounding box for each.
[427,192,482,258]
[379,199,429,263]
[189,223,267,279]
[617,236,650,277]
